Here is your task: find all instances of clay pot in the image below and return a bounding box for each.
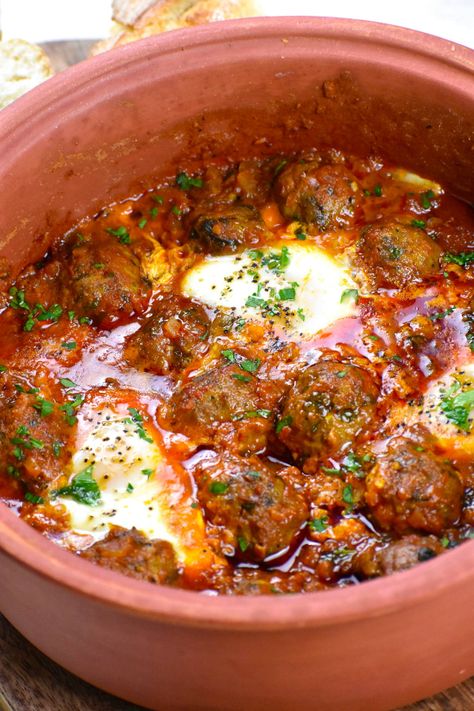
[0,18,472,711]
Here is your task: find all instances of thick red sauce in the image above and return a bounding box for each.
[0,149,473,595]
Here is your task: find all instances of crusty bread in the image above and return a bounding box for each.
[93,0,259,54]
[0,39,54,110]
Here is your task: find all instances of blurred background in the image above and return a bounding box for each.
[1,0,473,47]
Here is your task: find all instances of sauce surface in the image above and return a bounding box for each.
[0,149,473,595]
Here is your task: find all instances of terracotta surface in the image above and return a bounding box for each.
[0,18,473,711]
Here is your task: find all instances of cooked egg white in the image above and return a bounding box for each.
[390,169,442,195]
[389,360,474,456]
[57,403,218,570]
[181,240,358,338]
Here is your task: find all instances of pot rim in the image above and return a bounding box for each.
[0,16,473,631]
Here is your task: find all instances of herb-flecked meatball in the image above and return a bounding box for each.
[354,534,444,577]
[80,527,179,584]
[160,364,262,443]
[354,219,441,291]
[278,361,379,461]
[0,387,73,495]
[59,232,151,328]
[191,205,268,254]
[274,161,359,230]
[123,295,209,375]
[195,454,308,561]
[365,433,463,534]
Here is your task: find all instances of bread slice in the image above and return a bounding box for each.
[0,39,54,110]
[93,0,259,54]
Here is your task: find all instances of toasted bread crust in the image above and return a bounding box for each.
[0,39,54,110]
[92,0,259,54]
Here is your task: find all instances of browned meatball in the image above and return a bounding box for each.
[354,219,441,291]
[80,527,179,584]
[354,535,444,578]
[123,295,209,375]
[194,454,308,561]
[278,361,379,461]
[274,161,359,230]
[160,364,261,442]
[365,434,463,534]
[59,232,150,328]
[0,388,73,495]
[212,567,324,595]
[191,204,268,254]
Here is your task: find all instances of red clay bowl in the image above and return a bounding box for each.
[0,17,473,711]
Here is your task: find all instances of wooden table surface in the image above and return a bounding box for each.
[1,38,473,711]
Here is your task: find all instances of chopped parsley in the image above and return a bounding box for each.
[342,484,354,507]
[221,349,260,374]
[126,483,134,493]
[420,189,435,209]
[142,468,153,478]
[444,251,474,268]
[373,184,383,197]
[275,415,293,434]
[310,515,329,533]
[9,287,63,332]
[106,225,131,244]
[124,407,153,443]
[232,373,252,382]
[411,219,426,229]
[61,341,77,350]
[138,218,147,229]
[278,286,296,301]
[440,382,474,432]
[151,194,164,205]
[171,205,182,216]
[0,365,8,373]
[176,172,203,190]
[430,306,455,321]
[33,397,54,417]
[340,288,359,304]
[52,464,101,506]
[273,159,287,176]
[11,425,44,453]
[60,393,84,426]
[59,378,77,389]
[237,536,249,553]
[209,481,229,495]
[24,492,44,505]
[233,409,272,421]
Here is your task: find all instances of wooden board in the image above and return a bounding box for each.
[0,38,472,711]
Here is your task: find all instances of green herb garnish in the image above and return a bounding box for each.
[52,464,101,506]
[209,481,229,495]
[106,226,131,244]
[176,172,203,190]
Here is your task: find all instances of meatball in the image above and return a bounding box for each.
[124,295,209,375]
[194,454,308,561]
[161,364,261,442]
[212,567,324,595]
[191,204,268,254]
[59,232,150,328]
[354,219,441,291]
[81,527,179,585]
[0,389,73,495]
[274,161,359,230]
[377,535,444,575]
[365,434,463,534]
[278,361,379,461]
